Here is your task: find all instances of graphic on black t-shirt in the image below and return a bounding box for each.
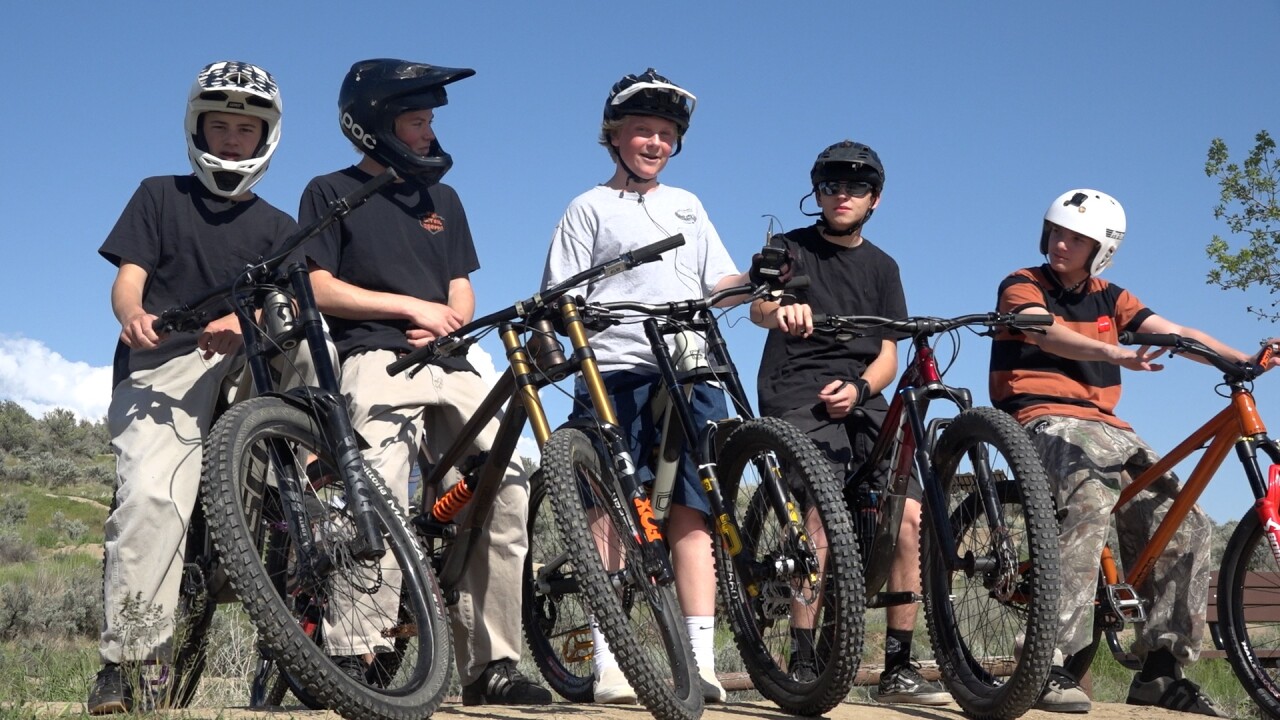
[300,166,480,370]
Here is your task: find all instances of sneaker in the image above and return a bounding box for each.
[593,665,637,705]
[700,668,726,703]
[877,662,952,706]
[461,659,553,706]
[1034,667,1091,713]
[87,664,133,715]
[789,657,818,684]
[331,655,371,684]
[1127,674,1229,717]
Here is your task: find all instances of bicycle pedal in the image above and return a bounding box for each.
[1101,583,1147,625]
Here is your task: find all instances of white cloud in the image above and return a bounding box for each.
[0,335,112,421]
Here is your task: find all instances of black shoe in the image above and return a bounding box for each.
[788,656,818,684]
[332,655,371,683]
[87,664,133,715]
[1127,674,1228,717]
[461,659,553,706]
[877,662,953,706]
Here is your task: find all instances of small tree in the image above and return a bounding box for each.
[1205,130,1280,321]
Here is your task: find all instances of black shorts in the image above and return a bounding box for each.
[773,399,923,503]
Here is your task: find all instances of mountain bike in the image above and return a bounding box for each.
[527,282,866,716]
[1054,333,1280,718]
[809,312,1060,720]
[148,168,453,720]
[386,234,706,720]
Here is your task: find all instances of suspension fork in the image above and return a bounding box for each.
[559,299,676,584]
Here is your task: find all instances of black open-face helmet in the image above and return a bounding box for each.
[338,58,475,186]
[810,140,885,193]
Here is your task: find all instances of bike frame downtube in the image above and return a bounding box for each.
[1119,387,1268,590]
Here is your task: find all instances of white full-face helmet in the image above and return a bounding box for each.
[1040,188,1126,276]
[185,61,282,198]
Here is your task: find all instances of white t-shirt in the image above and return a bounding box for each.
[542,184,740,372]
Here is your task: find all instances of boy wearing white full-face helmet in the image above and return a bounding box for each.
[989,189,1274,716]
[89,61,298,714]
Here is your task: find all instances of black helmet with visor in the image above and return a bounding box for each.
[338,58,475,186]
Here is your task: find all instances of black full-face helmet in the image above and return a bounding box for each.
[338,58,475,186]
[810,140,885,192]
[603,68,696,156]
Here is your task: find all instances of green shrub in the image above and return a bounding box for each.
[0,531,35,565]
[0,497,28,528]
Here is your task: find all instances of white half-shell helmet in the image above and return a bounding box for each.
[185,61,282,198]
[1040,189,1126,276]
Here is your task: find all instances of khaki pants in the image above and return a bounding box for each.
[333,350,530,685]
[100,340,329,663]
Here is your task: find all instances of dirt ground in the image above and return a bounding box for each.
[22,698,1206,720]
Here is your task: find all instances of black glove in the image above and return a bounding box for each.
[748,243,793,288]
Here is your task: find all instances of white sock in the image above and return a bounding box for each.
[686,615,716,674]
[591,617,617,677]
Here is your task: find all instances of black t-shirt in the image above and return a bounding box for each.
[300,167,480,371]
[99,175,299,386]
[757,225,907,417]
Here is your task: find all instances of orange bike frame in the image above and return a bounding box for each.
[1109,387,1269,589]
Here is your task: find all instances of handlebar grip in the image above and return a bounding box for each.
[1118,331,1181,347]
[1012,313,1054,327]
[630,234,685,264]
[811,313,828,325]
[783,275,810,291]
[386,348,427,376]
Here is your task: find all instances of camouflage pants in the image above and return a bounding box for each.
[1027,415,1212,665]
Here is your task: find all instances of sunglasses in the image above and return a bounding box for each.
[817,180,874,198]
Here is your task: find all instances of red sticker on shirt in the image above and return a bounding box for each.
[1097,316,1112,333]
[420,212,445,234]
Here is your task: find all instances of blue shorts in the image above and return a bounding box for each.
[571,370,728,516]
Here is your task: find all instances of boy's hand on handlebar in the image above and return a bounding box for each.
[199,313,244,359]
[121,312,164,350]
[748,246,793,288]
[771,302,813,337]
[1115,345,1166,373]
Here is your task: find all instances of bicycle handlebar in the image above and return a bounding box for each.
[153,168,400,334]
[811,312,1054,339]
[581,275,811,328]
[386,233,687,376]
[1117,331,1276,381]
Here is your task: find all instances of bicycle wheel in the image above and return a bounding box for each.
[719,417,864,716]
[1217,509,1280,718]
[924,406,1060,720]
[541,426,702,720]
[201,396,452,720]
[523,469,595,702]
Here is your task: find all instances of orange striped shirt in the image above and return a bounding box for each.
[989,266,1153,429]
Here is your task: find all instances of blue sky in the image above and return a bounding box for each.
[2,2,1278,522]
